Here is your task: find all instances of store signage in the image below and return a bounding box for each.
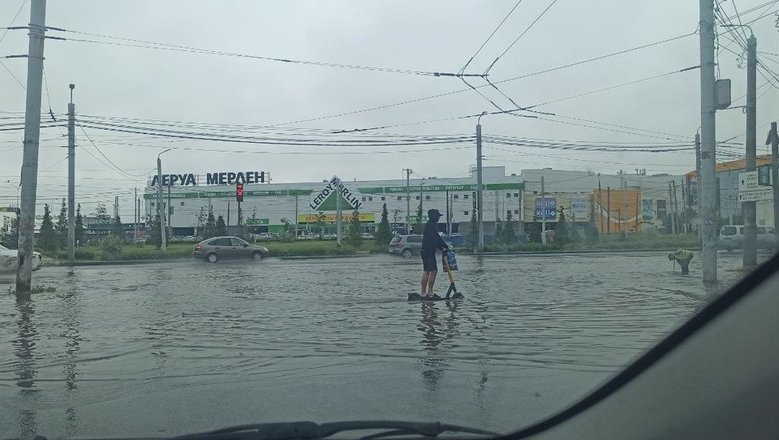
[309,176,362,211]
[298,213,375,223]
[150,171,265,187]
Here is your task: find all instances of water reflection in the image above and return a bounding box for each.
[417,300,463,393]
[59,278,82,436]
[13,298,39,438]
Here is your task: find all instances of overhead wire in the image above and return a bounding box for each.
[459,0,524,74]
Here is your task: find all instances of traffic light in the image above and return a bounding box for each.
[236,183,244,202]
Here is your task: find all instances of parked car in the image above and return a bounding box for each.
[192,236,270,263]
[0,244,42,272]
[718,225,777,250]
[387,234,422,258]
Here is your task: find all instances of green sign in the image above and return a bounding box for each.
[143,188,313,199]
[245,218,269,226]
[358,182,523,194]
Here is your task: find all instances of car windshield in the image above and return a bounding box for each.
[1,1,778,439]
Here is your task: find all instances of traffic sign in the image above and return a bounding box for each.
[236,183,244,202]
[738,171,759,192]
[737,188,773,202]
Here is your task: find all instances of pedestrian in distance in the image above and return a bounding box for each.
[668,249,694,275]
[420,208,450,299]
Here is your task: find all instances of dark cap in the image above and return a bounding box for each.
[428,209,442,220]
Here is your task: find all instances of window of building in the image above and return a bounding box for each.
[415,196,420,200]
[454,194,459,199]
[506,193,512,198]
[180,201,185,206]
[361,197,366,201]
[169,206,174,215]
[507,210,512,217]
[464,211,469,216]
[397,196,402,201]
[514,193,519,198]
[514,209,519,214]
[368,196,373,201]
[463,194,469,199]
[425,195,430,200]
[381,196,385,201]
[150,202,155,207]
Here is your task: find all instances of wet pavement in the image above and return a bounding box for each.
[0,251,769,437]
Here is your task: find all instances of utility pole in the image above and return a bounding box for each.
[669,182,676,235]
[699,0,718,283]
[157,149,170,252]
[695,132,702,244]
[67,84,76,264]
[476,113,486,252]
[166,185,172,238]
[16,0,47,295]
[133,187,138,241]
[403,168,412,234]
[336,180,342,246]
[770,122,779,252]
[743,33,758,268]
[541,176,546,244]
[606,186,611,235]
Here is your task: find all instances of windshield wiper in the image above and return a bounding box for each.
[169,420,500,440]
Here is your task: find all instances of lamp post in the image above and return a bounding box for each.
[157,149,171,251]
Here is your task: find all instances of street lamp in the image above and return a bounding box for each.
[476,111,487,252]
[157,149,171,252]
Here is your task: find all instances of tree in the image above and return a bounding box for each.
[56,198,68,248]
[494,217,504,245]
[196,206,207,236]
[467,208,477,248]
[1,217,18,249]
[502,211,517,245]
[111,215,124,240]
[202,207,216,239]
[279,217,296,241]
[376,203,392,245]
[347,210,363,247]
[147,214,162,248]
[75,204,84,245]
[39,204,58,252]
[215,215,226,236]
[314,211,327,239]
[93,202,110,221]
[555,209,571,246]
[412,202,423,234]
[100,235,123,260]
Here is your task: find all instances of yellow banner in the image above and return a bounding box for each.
[298,213,376,223]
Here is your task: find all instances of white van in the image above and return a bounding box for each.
[718,225,777,250]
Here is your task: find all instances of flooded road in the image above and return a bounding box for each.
[0,251,763,437]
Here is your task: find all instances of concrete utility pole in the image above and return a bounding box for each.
[157,149,170,252]
[403,168,412,234]
[67,84,76,264]
[16,0,47,295]
[476,112,486,252]
[699,0,718,283]
[541,176,546,244]
[695,132,702,244]
[134,187,138,241]
[669,182,677,235]
[336,180,342,246]
[770,122,779,251]
[743,34,758,268]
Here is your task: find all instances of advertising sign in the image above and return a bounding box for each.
[309,176,362,211]
[298,213,375,223]
[534,197,556,219]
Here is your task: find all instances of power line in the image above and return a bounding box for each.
[269,32,695,127]
[75,119,151,178]
[484,0,561,75]
[0,59,25,89]
[0,0,27,47]
[460,0,524,74]
[51,29,483,78]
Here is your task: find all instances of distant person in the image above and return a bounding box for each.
[668,249,694,275]
[420,209,449,299]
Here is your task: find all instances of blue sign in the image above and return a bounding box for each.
[534,198,556,219]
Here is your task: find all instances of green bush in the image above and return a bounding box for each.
[99,236,124,260]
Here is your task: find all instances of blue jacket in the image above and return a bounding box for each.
[421,220,448,254]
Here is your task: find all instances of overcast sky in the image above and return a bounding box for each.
[1,0,778,217]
